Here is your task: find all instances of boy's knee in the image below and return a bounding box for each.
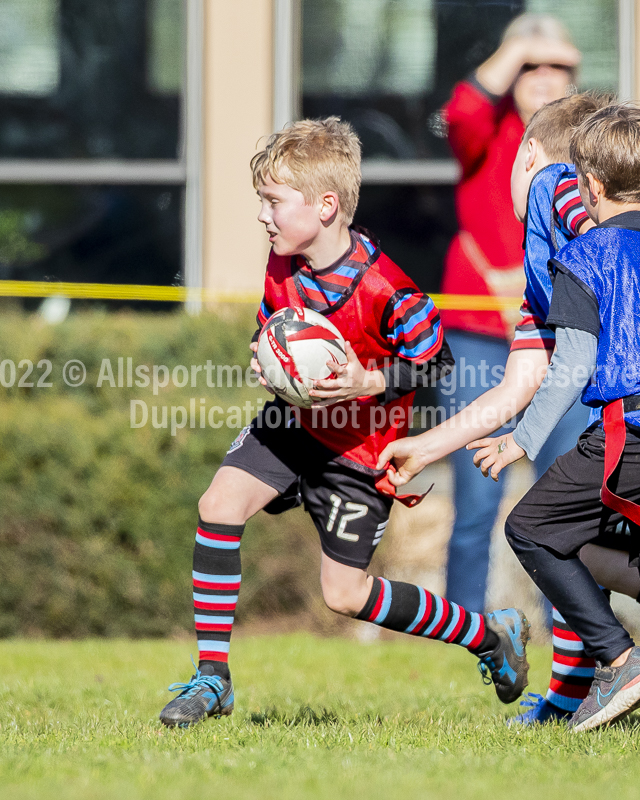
[321,579,365,617]
[198,489,240,525]
[197,491,216,521]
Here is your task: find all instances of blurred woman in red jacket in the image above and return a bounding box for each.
[439,14,586,613]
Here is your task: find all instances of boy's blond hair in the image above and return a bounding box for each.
[570,103,640,203]
[524,91,616,163]
[251,117,361,225]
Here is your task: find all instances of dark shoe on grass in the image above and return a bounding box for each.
[159,670,234,728]
[476,608,530,704]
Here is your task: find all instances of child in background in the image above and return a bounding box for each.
[438,12,580,617]
[473,103,640,731]
[378,93,640,725]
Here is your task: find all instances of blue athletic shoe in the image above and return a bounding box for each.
[476,608,530,704]
[159,670,234,728]
[507,693,572,726]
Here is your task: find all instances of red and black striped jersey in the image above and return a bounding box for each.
[510,294,557,354]
[255,230,448,475]
[553,174,590,240]
[257,231,443,363]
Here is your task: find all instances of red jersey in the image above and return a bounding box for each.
[259,231,445,474]
[441,79,525,339]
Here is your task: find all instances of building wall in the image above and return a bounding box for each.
[202,0,273,298]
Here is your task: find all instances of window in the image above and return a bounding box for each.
[0,185,182,290]
[0,0,184,159]
[0,1,189,293]
[302,0,620,162]
[528,0,619,92]
[301,0,622,292]
[0,0,60,96]
[148,0,185,96]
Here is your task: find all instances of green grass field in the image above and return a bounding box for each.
[2,634,640,800]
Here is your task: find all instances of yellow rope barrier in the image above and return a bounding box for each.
[0,280,248,304]
[0,280,522,311]
[430,293,521,311]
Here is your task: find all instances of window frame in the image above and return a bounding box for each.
[0,0,203,304]
[290,0,635,185]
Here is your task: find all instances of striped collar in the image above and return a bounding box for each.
[293,230,379,314]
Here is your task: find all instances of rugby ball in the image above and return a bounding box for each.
[256,307,347,408]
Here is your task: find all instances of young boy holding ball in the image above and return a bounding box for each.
[159,117,530,728]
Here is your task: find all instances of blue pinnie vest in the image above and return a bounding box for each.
[523,163,574,322]
[551,216,640,427]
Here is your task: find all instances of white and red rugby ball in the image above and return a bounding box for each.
[256,307,348,408]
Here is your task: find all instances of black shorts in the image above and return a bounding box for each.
[507,423,640,562]
[221,401,393,569]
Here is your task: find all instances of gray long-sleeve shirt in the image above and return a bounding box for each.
[513,326,597,461]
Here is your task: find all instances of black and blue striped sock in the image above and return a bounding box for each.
[192,518,244,680]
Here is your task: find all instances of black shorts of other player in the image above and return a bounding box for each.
[507,422,640,559]
[506,422,640,662]
[222,400,393,570]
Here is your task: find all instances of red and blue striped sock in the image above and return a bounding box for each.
[192,518,244,680]
[356,576,486,651]
[545,607,595,712]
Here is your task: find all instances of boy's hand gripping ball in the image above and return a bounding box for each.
[256,307,348,408]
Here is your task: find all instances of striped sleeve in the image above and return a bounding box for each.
[510,294,555,354]
[252,295,275,343]
[384,290,444,363]
[256,295,274,328]
[553,174,589,239]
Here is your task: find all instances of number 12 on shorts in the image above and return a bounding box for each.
[327,494,368,542]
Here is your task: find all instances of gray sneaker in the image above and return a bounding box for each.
[159,670,234,728]
[569,646,640,732]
